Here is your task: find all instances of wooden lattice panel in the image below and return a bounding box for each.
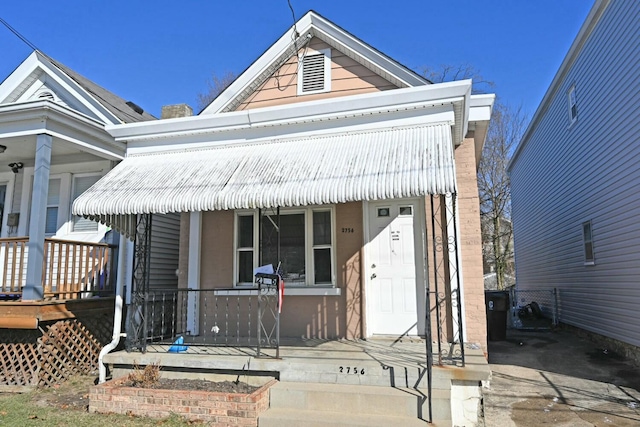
[0,329,41,389]
[38,313,112,387]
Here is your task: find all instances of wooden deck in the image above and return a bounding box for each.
[0,297,115,329]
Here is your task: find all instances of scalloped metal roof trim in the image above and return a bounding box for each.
[74,123,456,222]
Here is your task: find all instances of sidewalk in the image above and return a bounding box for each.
[484,328,640,426]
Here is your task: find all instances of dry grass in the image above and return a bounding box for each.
[126,362,162,388]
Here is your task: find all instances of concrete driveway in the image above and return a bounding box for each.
[484,328,640,426]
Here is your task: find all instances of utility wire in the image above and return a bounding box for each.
[287,0,299,38]
[0,16,39,52]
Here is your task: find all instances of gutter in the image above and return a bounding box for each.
[98,234,128,383]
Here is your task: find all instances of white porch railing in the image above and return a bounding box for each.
[0,237,115,300]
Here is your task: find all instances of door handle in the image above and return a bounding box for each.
[371,273,377,279]
[371,264,376,268]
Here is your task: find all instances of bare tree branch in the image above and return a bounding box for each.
[196,71,237,111]
[478,102,526,289]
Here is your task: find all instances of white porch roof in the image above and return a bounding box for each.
[73,123,456,233]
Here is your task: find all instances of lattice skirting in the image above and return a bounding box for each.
[0,311,113,390]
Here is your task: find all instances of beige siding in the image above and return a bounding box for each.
[236,38,398,111]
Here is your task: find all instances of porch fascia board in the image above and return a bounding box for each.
[0,101,125,160]
[0,297,115,329]
[107,81,471,145]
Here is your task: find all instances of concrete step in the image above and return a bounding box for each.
[262,381,451,425]
[258,408,450,427]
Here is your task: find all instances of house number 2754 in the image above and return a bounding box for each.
[339,366,365,374]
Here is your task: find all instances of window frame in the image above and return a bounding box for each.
[233,206,336,288]
[582,220,595,265]
[44,177,61,236]
[297,48,332,96]
[568,85,578,125]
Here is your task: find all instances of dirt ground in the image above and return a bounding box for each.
[484,329,640,427]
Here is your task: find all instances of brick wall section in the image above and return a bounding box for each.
[455,137,487,350]
[90,378,276,425]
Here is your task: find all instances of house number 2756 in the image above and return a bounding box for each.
[339,366,365,374]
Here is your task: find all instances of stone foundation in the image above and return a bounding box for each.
[89,378,275,425]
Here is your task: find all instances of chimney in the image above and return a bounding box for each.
[161,104,193,119]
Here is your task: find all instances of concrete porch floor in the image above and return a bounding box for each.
[104,337,490,388]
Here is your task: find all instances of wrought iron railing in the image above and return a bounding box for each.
[0,237,115,300]
[127,285,281,355]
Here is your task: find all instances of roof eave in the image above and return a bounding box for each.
[201,10,429,115]
[107,80,473,143]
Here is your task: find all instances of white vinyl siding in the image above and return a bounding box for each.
[509,0,640,347]
[149,212,181,289]
[71,175,100,232]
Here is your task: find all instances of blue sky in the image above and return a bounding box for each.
[0,1,593,118]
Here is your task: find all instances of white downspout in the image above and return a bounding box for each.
[99,234,128,383]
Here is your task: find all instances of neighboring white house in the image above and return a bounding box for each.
[508,0,640,356]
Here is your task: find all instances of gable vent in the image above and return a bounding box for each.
[298,48,331,95]
[37,91,55,101]
[302,54,326,92]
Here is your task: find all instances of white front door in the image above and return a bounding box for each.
[366,200,425,336]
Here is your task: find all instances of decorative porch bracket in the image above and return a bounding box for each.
[256,273,281,359]
[125,213,152,353]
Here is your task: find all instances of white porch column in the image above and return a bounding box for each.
[187,211,202,335]
[23,134,52,301]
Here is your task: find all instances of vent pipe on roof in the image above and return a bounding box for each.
[125,101,144,115]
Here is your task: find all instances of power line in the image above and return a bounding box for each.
[287,0,299,39]
[0,16,39,52]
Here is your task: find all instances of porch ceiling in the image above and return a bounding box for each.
[73,123,456,227]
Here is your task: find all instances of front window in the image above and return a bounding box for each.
[235,207,334,286]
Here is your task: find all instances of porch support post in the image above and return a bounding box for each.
[23,133,52,301]
[445,193,466,343]
[187,211,202,335]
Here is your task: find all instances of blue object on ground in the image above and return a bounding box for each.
[168,336,188,353]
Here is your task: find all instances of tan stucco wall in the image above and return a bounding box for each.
[455,137,487,349]
[180,203,364,339]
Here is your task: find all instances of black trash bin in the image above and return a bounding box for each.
[485,290,509,341]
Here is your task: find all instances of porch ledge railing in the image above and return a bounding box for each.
[128,283,281,356]
[0,237,115,300]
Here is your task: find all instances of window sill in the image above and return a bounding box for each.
[584,261,595,266]
[222,287,341,296]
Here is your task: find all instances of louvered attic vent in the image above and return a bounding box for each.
[298,48,331,95]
